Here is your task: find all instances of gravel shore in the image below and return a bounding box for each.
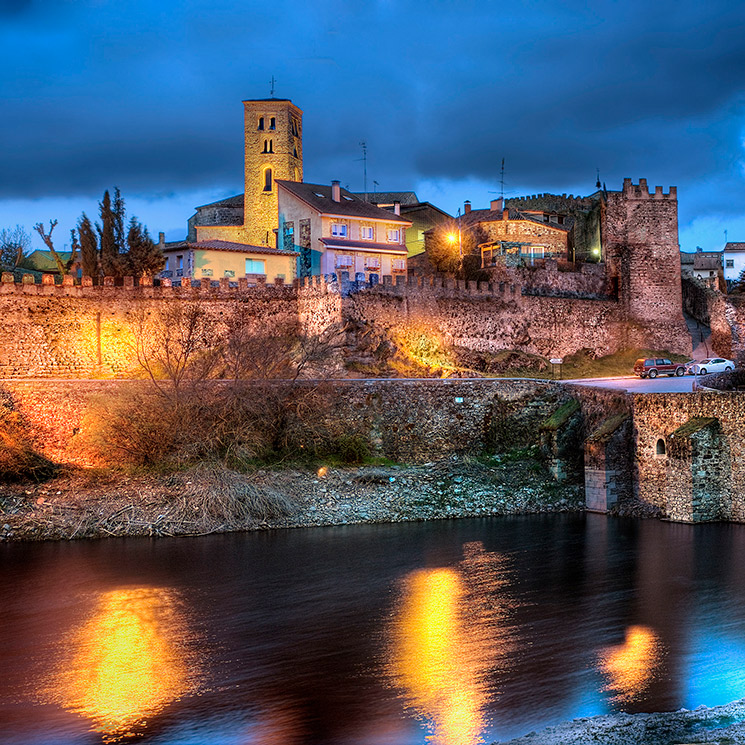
[0,453,582,541]
[494,698,745,745]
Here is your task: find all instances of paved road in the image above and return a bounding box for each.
[564,375,698,393]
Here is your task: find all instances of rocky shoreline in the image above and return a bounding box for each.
[494,698,745,744]
[0,453,583,541]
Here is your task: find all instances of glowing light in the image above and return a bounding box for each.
[50,587,195,741]
[598,625,662,703]
[387,544,514,745]
[317,466,328,478]
[447,233,457,243]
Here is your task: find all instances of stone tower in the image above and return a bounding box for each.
[242,98,303,246]
[603,178,690,354]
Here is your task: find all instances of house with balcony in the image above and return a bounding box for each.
[277,180,411,281]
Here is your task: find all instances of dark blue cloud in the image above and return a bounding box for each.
[1,0,745,232]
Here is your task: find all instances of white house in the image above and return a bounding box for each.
[723,242,745,286]
[276,179,411,281]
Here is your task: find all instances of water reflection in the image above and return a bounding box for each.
[50,587,195,742]
[599,625,663,704]
[388,541,513,745]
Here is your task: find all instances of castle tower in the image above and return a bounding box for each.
[242,98,303,246]
[603,178,690,355]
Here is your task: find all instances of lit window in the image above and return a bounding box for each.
[269,117,276,130]
[360,226,374,240]
[258,117,264,131]
[245,258,266,274]
[263,168,272,192]
[387,229,400,242]
[331,223,347,237]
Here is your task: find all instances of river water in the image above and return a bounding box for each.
[3,513,745,744]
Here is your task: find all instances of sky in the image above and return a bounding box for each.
[2,0,745,252]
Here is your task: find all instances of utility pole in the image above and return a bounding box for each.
[500,158,505,202]
[359,141,368,200]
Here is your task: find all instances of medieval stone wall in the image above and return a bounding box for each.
[343,280,626,359]
[0,378,562,466]
[682,275,745,363]
[631,392,745,520]
[0,276,334,378]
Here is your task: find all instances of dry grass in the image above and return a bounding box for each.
[1,462,300,540]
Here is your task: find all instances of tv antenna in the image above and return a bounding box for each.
[500,158,505,201]
[596,168,601,190]
[373,179,379,194]
[270,76,276,97]
[357,141,368,200]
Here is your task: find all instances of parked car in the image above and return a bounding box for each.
[687,358,735,375]
[633,357,687,379]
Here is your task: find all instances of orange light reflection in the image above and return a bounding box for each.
[51,587,195,742]
[598,624,662,703]
[388,542,513,745]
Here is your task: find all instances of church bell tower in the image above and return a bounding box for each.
[242,98,303,246]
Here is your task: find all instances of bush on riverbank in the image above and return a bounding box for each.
[80,381,373,470]
[0,400,56,482]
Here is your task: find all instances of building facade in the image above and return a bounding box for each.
[724,242,745,286]
[277,180,411,280]
[160,240,297,285]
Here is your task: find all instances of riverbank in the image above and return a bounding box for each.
[0,453,582,541]
[495,697,745,744]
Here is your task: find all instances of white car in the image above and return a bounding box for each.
[688,358,735,375]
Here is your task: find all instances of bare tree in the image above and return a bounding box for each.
[0,225,31,269]
[131,303,221,403]
[33,219,78,276]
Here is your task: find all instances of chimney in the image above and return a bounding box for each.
[331,180,341,202]
[503,207,510,221]
[464,200,471,213]
[393,201,401,216]
[490,198,502,212]
[158,231,165,247]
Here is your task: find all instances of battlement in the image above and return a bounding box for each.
[506,193,598,212]
[621,177,677,199]
[0,272,337,298]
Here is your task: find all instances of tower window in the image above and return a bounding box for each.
[263,139,273,154]
[258,117,265,131]
[269,117,276,130]
[293,146,298,158]
[263,167,273,192]
[291,117,299,137]
[655,438,666,457]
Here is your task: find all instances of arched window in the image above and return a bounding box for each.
[269,117,276,130]
[655,438,666,457]
[263,167,273,192]
[262,139,273,154]
[258,117,265,131]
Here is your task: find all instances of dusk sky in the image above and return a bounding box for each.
[3,0,745,252]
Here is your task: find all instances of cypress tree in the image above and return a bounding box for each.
[98,190,117,277]
[78,213,99,277]
[126,216,165,279]
[113,187,126,254]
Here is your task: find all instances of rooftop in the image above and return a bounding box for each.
[164,240,299,256]
[277,181,410,223]
[724,242,745,252]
